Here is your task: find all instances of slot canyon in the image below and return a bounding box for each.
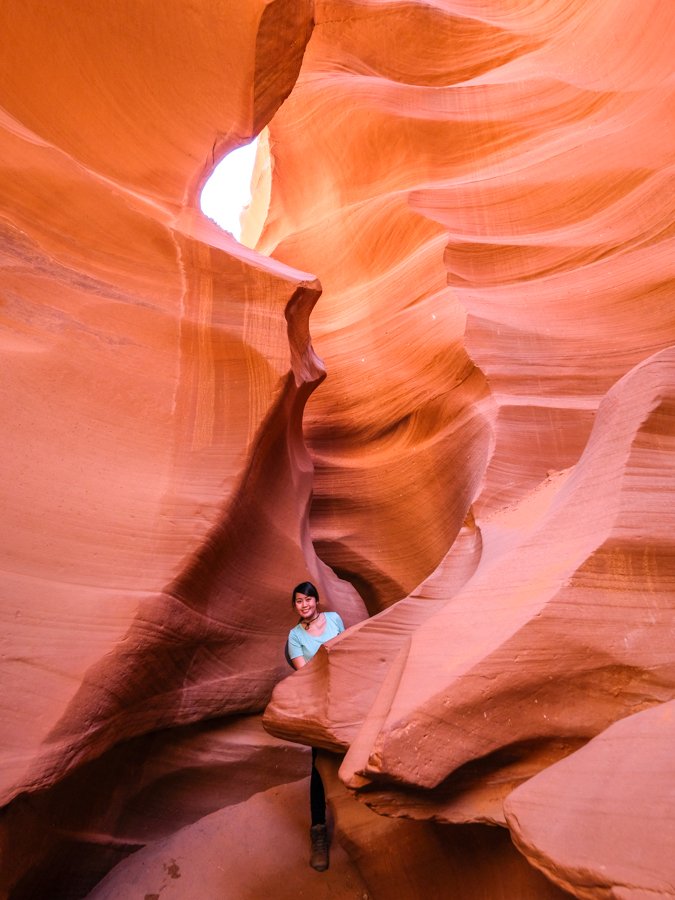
[1,1,674,898]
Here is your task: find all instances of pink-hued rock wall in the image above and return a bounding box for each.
[266,345,675,821]
[261,0,675,896]
[0,0,368,893]
[258,0,675,606]
[505,700,675,900]
[2,0,675,898]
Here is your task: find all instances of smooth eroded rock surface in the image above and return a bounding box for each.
[84,778,368,900]
[340,346,675,797]
[0,0,366,809]
[505,701,675,900]
[4,0,675,898]
[256,0,675,607]
[267,346,675,831]
[315,750,574,900]
[0,715,309,899]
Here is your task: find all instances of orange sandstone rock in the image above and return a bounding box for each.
[268,346,675,833]
[505,700,675,900]
[315,750,574,900]
[4,0,675,897]
[0,0,314,207]
[338,346,675,803]
[83,778,368,900]
[255,0,675,604]
[0,0,366,808]
[0,715,309,898]
[257,0,675,890]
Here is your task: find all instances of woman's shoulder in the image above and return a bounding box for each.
[325,611,344,627]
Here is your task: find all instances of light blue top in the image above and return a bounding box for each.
[288,611,345,663]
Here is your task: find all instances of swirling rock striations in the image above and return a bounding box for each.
[0,1,370,893]
[257,0,675,601]
[3,0,675,899]
[341,346,675,801]
[261,0,675,896]
[267,347,675,832]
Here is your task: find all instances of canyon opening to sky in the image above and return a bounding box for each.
[200,139,258,243]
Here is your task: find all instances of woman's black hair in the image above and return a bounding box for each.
[292,581,319,607]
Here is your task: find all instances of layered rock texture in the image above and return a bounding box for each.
[2,0,675,898]
[258,0,675,611]
[0,1,366,895]
[505,700,675,900]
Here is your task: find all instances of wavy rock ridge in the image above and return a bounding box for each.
[0,1,369,895]
[262,0,675,898]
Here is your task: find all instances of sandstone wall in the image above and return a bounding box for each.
[0,2,368,895]
[262,1,675,898]
[1,0,675,898]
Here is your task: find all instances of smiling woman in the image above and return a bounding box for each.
[200,139,258,242]
[286,581,345,874]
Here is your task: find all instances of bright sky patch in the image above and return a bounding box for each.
[200,140,258,241]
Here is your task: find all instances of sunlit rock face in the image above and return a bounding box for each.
[0,2,369,887]
[3,0,675,899]
[260,0,675,897]
[258,0,675,609]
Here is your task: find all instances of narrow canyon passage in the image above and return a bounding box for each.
[1,1,675,899]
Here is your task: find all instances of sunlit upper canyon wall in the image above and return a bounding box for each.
[1,0,675,899]
[0,2,365,896]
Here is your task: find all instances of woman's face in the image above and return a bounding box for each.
[294,592,317,620]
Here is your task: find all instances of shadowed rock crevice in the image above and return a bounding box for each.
[37,280,366,793]
[0,715,309,900]
[313,750,576,900]
[252,0,315,135]
[347,736,590,827]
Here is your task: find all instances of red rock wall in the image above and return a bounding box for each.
[0,2,369,895]
[2,0,675,899]
[259,0,675,606]
[262,0,675,897]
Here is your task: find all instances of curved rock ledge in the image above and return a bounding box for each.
[0,0,369,811]
[505,700,675,900]
[266,345,675,830]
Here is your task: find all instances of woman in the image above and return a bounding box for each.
[287,581,344,872]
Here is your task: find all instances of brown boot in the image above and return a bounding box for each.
[309,823,329,871]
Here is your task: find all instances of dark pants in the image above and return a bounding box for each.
[310,747,326,826]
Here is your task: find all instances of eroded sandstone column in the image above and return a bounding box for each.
[0,0,370,812]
